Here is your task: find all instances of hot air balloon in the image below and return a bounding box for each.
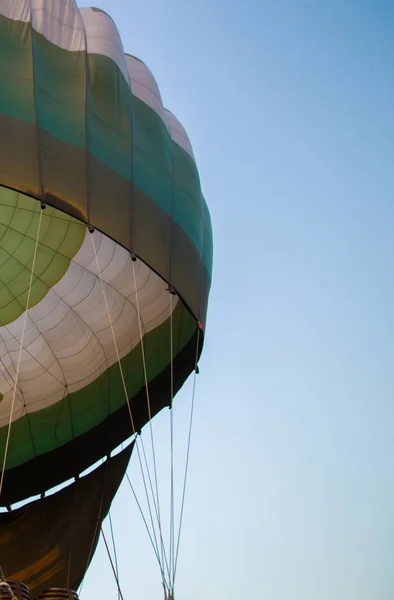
[0,2,213,599]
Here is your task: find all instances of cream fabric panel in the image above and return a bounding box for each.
[165,109,195,160]
[0,0,30,21]
[80,7,129,84]
[0,0,85,50]
[125,54,167,123]
[31,0,85,51]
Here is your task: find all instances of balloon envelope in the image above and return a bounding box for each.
[0,2,212,577]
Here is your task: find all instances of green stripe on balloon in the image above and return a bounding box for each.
[1,300,196,470]
[0,188,85,325]
[0,14,212,278]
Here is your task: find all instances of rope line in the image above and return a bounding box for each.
[169,293,175,591]
[173,327,201,582]
[66,480,77,588]
[78,454,109,597]
[90,232,168,583]
[0,208,43,498]
[91,229,202,595]
[125,472,169,596]
[90,232,136,434]
[109,512,120,600]
[138,433,171,583]
[100,523,125,600]
[131,258,169,577]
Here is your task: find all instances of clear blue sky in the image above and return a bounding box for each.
[78,1,394,598]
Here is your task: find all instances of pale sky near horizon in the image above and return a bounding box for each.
[77,1,394,599]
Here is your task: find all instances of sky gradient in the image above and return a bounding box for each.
[77,1,394,598]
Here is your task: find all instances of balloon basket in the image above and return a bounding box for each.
[0,580,30,599]
[38,591,79,600]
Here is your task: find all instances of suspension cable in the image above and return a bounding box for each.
[0,207,43,498]
[66,480,77,589]
[91,229,202,594]
[100,522,125,600]
[173,326,201,583]
[169,292,175,590]
[79,458,110,598]
[125,472,169,597]
[90,232,136,437]
[90,234,160,550]
[89,231,169,585]
[131,258,168,576]
[137,433,172,583]
[109,512,120,600]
